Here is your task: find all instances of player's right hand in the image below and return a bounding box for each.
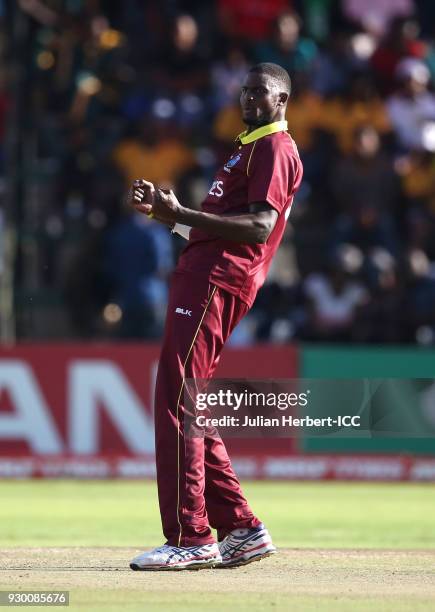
[127,179,155,215]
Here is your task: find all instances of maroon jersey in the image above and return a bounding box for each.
[177,121,303,307]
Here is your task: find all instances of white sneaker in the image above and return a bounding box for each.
[130,543,222,571]
[218,523,276,568]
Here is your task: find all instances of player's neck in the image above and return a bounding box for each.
[245,115,286,134]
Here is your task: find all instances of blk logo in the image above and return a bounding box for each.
[175,307,192,317]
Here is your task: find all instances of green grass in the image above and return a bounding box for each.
[1,480,434,549]
[1,481,435,611]
[65,591,435,612]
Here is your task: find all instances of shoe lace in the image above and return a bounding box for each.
[154,544,171,554]
[220,533,241,553]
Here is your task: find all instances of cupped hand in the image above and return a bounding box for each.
[127,179,155,215]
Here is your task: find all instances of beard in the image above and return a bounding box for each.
[243,114,271,127]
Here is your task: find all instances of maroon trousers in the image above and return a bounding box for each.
[154,271,261,546]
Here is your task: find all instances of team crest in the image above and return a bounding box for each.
[224,153,241,173]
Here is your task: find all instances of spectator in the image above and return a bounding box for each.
[403,249,435,343]
[149,14,210,129]
[341,0,415,37]
[331,125,399,214]
[145,221,174,333]
[102,210,160,339]
[319,73,392,153]
[112,117,196,188]
[397,150,435,205]
[210,44,250,111]
[254,11,318,75]
[154,14,209,96]
[371,16,427,95]
[354,248,403,343]
[254,281,304,343]
[310,31,361,97]
[386,58,435,151]
[406,207,435,262]
[396,150,435,259]
[302,244,368,341]
[284,73,324,152]
[329,203,400,257]
[217,0,291,42]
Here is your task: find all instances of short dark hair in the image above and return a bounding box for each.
[249,62,291,96]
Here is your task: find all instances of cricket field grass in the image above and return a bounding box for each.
[1,480,434,611]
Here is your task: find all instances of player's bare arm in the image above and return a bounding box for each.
[176,197,278,244]
[134,186,278,244]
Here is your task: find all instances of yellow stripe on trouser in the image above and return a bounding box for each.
[175,285,218,547]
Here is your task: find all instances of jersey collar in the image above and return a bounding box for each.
[237,120,288,145]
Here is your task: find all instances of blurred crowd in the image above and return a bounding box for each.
[3,0,435,345]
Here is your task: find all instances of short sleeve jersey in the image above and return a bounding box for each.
[176,120,303,307]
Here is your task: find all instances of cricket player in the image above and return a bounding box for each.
[128,63,303,570]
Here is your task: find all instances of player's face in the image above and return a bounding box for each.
[240,73,286,128]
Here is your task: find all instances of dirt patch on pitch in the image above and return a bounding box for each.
[1,547,435,609]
